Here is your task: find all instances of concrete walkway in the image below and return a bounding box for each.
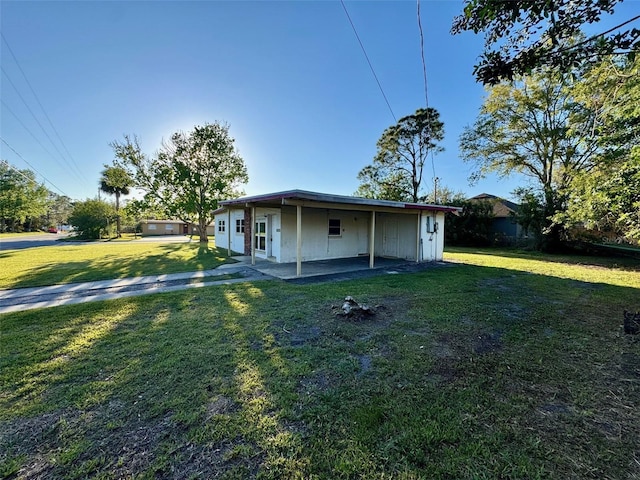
[0,266,270,314]
[0,256,446,314]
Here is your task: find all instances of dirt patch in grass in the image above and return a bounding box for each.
[0,400,263,479]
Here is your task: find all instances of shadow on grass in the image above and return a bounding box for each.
[3,244,236,289]
[1,262,639,478]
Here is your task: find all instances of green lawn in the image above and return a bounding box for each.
[0,241,235,289]
[0,231,49,238]
[1,249,639,479]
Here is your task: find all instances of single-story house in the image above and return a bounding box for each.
[139,219,215,236]
[213,190,460,276]
[469,193,523,241]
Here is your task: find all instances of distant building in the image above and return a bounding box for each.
[139,219,214,236]
[469,193,523,243]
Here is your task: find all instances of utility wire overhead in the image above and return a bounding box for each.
[417,0,438,199]
[1,33,88,183]
[340,0,397,123]
[1,99,60,165]
[1,138,69,196]
[1,67,85,184]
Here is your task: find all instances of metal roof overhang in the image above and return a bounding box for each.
[218,189,461,214]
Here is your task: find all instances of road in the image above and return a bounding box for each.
[0,233,73,250]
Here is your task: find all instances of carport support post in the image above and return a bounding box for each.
[227,209,231,257]
[416,212,421,263]
[251,206,256,266]
[296,205,302,277]
[369,210,376,269]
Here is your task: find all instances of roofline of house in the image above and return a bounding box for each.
[218,189,461,213]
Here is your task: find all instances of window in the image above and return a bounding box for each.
[236,218,245,234]
[328,218,341,236]
[148,224,157,231]
[218,220,225,233]
[165,224,174,231]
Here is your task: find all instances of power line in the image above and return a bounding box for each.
[1,67,85,183]
[417,0,438,201]
[1,33,88,183]
[1,99,60,164]
[340,0,396,122]
[1,138,69,196]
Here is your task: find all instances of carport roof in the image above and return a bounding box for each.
[216,189,461,213]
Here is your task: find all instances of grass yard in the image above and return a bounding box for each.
[0,241,234,289]
[1,249,639,479]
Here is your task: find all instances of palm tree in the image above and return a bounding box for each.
[99,166,132,237]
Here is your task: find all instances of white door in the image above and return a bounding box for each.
[267,215,280,260]
[255,219,267,253]
[382,219,398,257]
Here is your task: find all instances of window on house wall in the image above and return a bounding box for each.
[218,220,225,233]
[148,224,157,230]
[165,224,174,231]
[328,218,341,236]
[236,218,245,234]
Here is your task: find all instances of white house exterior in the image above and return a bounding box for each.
[213,190,460,276]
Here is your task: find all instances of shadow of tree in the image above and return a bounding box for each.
[1,261,639,478]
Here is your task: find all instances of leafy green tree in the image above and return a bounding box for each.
[355,108,444,203]
[0,161,49,232]
[355,167,413,202]
[99,165,132,237]
[459,67,603,251]
[452,0,639,85]
[112,122,248,244]
[445,199,494,247]
[45,193,73,228]
[561,57,640,242]
[68,199,115,239]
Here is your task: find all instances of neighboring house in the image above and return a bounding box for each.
[139,219,214,236]
[213,190,460,276]
[469,193,523,242]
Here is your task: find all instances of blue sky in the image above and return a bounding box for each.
[1,1,637,204]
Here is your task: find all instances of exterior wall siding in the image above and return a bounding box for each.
[218,205,449,263]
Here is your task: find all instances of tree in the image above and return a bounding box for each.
[46,193,73,228]
[0,161,49,232]
[112,122,248,244]
[68,199,116,239]
[558,56,640,242]
[445,199,495,247]
[355,108,444,203]
[459,67,602,251]
[451,0,640,85]
[99,165,132,237]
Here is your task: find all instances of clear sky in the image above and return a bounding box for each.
[1,1,637,204]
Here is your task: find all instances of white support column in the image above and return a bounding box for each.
[227,209,231,257]
[369,210,376,269]
[296,205,302,277]
[251,206,256,265]
[416,212,421,263]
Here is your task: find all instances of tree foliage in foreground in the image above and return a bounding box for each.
[112,122,248,243]
[355,108,444,203]
[0,162,49,232]
[563,57,640,242]
[68,199,116,239]
[452,0,639,85]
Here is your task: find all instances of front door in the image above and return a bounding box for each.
[255,219,267,252]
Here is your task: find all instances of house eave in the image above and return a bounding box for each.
[219,189,461,214]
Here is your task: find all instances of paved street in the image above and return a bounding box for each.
[0,233,71,250]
